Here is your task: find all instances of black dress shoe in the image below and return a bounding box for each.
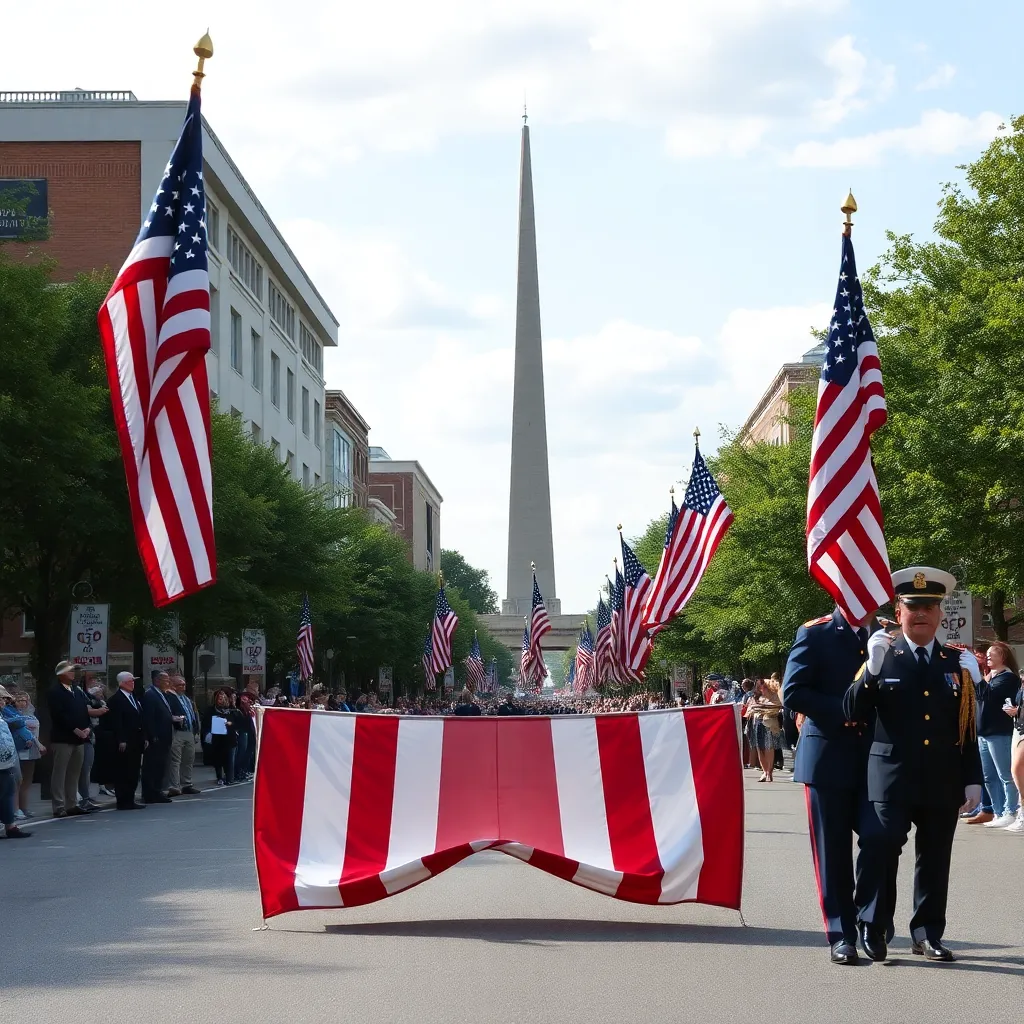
[116,803,146,810]
[830,940,858,965]
[859,923,887,962]
[151,795,173,804]
[64,807,87,816]
[911,939,954,962]
[5,827,32,838]
[181,787,201,795]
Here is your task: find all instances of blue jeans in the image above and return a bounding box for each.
[0,767,17,828]
[978,734,1018,818]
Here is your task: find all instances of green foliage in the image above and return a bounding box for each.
[439,549,499,614]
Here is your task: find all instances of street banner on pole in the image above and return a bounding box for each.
[378,666,393,697]
[940,591,974,647]
[70,604,110,670]
[443,666,455,692]
[242,629,267,677]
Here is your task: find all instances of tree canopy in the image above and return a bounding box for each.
[439,549,499,615]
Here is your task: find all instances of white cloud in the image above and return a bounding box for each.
[784,109,1005,168]
[664,115,771,159]
[916,63,957,91]
[810,35,895,129]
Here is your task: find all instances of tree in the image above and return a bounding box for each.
[439,549,499,614]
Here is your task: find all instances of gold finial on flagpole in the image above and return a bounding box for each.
[438,570,444,589]
[616,523,623,533]
[531,561,536,573]
[841,190,857,237]
[193,32,214,91]
[693,426,701,447]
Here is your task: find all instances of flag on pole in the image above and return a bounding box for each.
[422,633,436,691]
[430,586,459,675]
[574,625,596,694]
[566,656,576,692]
[97,83,216,608]
[519,621,533,687]
[806,232,892,624]
[253,704,745,917]
[528,571,551,678]
[643,447,734,633]
[487,658,498,693]
[465,632,486,692]
[609,567,626,684]
[595,596,613,686]
[296,593,314,682]
[619,534,654,681]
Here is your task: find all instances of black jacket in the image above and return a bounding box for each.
[142,686,175,746]
[844,635,983,806]
[48,682,90,744]
[976,669,1018,737]
[165,690,200,735]
[107,688,145,747]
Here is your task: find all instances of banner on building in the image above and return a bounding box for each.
[378,665,393,697]
[443,666,455,692]
[69,604,110,670]
[242,629,267,677]
[940,590,974,647]
[670,664,694,696]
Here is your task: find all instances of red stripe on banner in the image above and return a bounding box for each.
[253,709,312,918]
[688,706,744,909]
[496,718,572,877]
[435,719,499,851]
[162,286,211,322]
[595,714,662,903]
[109,255,171,294]
[338,716,400,907]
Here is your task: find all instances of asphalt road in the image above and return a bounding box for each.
[5,771,1021,1023]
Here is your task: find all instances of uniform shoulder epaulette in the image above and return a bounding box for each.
[802,615,831,627]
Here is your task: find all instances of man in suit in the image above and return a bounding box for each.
[141,672,182,803]
[107,672,146,810]
[165,675,201,796]
[783,607,880,965]
[47,660,92,817]
[845,566,984,963]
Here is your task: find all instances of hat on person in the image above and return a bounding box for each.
[116,671,141,684]
[55,659,76,676]
[0,685,12,701]
[891,566,957,605]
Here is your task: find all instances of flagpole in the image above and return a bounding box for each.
[841,190,857,237]
[192,32,214,91]
[693,426,700,449]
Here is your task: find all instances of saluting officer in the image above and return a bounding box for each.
[844,567,983,963]
[783,606,882,966]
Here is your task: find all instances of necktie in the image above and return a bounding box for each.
[916,646,930,671]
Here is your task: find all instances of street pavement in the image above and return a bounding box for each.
[5,765,1021,1024]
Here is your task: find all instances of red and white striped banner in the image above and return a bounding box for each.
[253,705,744,919]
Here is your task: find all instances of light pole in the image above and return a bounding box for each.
[198,650,216,707]
[325,648,334,689]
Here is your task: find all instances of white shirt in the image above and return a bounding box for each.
[119,687,139,711]
[902,634,938,660]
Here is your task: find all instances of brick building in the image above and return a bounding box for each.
[739,341,825,445]
[324,389,370,509]
[368,448,442,573]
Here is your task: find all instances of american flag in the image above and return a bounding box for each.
[595,596,613,686]
[528,573,551,676]
[806,234,891,624]
[643,449,734,632]
[430,586,459,675]
[422,633,435,691]
[296,593,314,682]
[610,568,626,684]
[97,86,215,607]
[620,535,653,681]
[566,656,576,692]
[574,625,596,694]
[465,632,486,692]
[520,621,535,687]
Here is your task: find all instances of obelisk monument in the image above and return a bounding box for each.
[503,115,560,617]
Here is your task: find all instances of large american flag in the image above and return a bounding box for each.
[644,449,734,632]
[253,704,744,917]
[806,234,891,624]
[430,587,459,675]
[574,625,596,694]
[97,86,215,607]
[610,568,626,684]
[528,573,551,676]
[520,622,535,688]
[297,593,314,682]
[465,632,486,692]
[595,596,613,686]
[620,535,653,681]
[422,634,436,691]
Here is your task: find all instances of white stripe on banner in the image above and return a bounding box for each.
[295,714,356,908]
[550,717,621,897]
[381,717,443,895]
[637,710,703,902]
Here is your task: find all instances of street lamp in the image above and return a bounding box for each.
[198,650,216,706]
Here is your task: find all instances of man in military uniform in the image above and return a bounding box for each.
[783,606,881,965]
[844,567,983,963]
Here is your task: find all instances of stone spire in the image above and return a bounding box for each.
[504,119,559,616]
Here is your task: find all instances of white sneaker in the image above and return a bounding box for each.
[985,813,1017,828]
[13,809,25,820]
[1005,812,1024,833]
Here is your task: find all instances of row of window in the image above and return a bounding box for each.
[209,202,323,377]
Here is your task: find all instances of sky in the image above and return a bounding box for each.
[7,1,1022,614]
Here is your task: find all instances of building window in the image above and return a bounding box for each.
[227,226,263,299]
[271,438,280,460]
[287,451,295,477]
[209,285,219,355]
[301,387,310,437]
[314,400,321,448]
[251,330,262,391]
[332,428,352,508]
[21,611,35,637]
[206,199,220,251]
[302,463,310,489]
[286,369,295,422]
[251,422,261,444]
[230,406,242,420]
[314,472,321,488]
[270,352,280,408]
[230,309,242,374]
[426,502,434,565]
[300,322,323,375]
[268,280,296,339]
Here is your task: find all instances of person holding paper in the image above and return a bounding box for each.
[202,689,236,787]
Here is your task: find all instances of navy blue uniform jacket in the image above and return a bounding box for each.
[782,609,872,790]
[843,635,983,807]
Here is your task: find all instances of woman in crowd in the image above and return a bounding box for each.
[970,641,1021,828]
[747,677,784,782]
[1004,659,1024,833]
[10,690,44,819]
[202,688,237,786]
[0,700,31,839]
[234,692,258,781]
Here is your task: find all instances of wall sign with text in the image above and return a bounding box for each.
[0,179,48,239]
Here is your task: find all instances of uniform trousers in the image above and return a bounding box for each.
[50,742,84,814]
[859,802,959,943]
[141,738,170,800]
[114,743,143,808]
[164,730,196,791]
